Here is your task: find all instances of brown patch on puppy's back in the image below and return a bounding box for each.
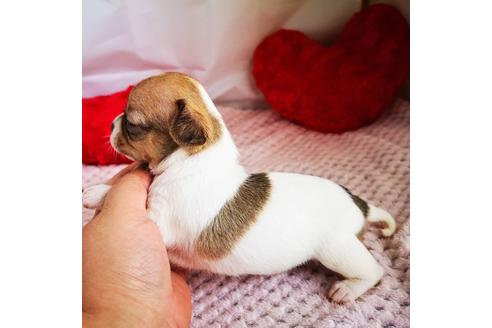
[196,173,272,260]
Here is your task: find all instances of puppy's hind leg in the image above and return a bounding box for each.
[316,236,384,303]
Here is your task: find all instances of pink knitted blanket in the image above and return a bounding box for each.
[83,99,410,327]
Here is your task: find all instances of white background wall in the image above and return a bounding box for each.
[83,0,409,101]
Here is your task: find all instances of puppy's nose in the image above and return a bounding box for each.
[111,122,115,131]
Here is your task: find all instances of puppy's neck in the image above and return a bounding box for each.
[151,125,243,181]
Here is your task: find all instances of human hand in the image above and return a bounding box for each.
[83,166,192,328]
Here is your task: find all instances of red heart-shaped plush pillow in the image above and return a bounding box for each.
[252,4,409,133]
[82,87,133,165]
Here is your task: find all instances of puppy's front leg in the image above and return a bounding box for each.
[82,184,112,209]
[83,162,143,210]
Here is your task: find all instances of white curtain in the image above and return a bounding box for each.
[83,0,360,102]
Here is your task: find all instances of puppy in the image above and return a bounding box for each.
[83,72,396,303]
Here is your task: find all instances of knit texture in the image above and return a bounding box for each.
[83,99,410,327]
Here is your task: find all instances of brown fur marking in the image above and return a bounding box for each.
[169,98,222,154]
[339,185,369,218]
[117,113,179,168]
[196,173,272,260]
[171,99,207,145]
[339,185,371,239]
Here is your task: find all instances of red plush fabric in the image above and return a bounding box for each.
[82,87,133,164]
[252,4,410,133]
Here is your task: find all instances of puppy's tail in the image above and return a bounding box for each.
[367,205,396,237]
[339,184,397,238]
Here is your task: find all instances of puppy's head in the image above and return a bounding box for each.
[110,72,221,169]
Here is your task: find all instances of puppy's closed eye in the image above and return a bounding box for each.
[124,116,149,138]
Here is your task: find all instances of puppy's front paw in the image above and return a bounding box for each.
[82,184,111,209]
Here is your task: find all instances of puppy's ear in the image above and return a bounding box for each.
[170,99,207,146]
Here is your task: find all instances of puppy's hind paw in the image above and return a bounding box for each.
[327,280,356,304]
[82,184,111,209]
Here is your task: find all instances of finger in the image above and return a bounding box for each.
[106,162,141,185]
[89,162,144,219]
[101,168,152,218]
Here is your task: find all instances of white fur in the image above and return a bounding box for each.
[82,183,111,209]
[110,113,123,149]
[83,78,396,303]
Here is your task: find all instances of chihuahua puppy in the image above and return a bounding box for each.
[83,72,396,303]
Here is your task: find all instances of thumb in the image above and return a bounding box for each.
[100,168,152,218]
